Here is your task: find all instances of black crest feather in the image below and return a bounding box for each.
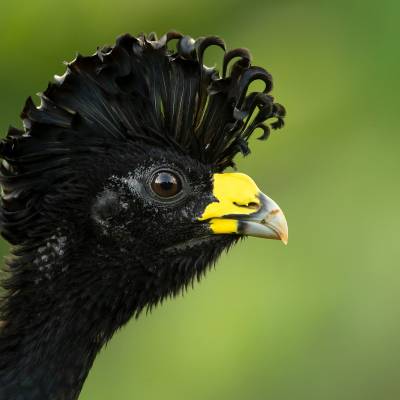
[0,31,285,245]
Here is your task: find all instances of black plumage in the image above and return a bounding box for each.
[0,32,286,400]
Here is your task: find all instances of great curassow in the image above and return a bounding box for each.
[0,32,288,400]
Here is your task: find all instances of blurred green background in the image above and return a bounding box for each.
[1,0,399,399]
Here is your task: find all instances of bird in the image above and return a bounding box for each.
[0,31,287,400]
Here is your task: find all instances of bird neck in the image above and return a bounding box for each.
[0,231,228,400]
[0,241,137,400]
[0,284,110,400]
[0,313,102,400]
[0,304,102,400]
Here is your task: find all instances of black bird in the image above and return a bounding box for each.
[0,32,287,400]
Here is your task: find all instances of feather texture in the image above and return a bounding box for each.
[0,31,285,245]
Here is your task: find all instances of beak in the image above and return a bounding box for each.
[198,173,288,244]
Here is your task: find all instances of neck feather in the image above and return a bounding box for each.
[0,232,232,400]
[0,239,135,400]
[0,282,108,399]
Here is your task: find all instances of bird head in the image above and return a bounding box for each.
[0,32,287,397]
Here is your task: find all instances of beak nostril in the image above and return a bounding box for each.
[233,201,259,210]
[247,202,259,210]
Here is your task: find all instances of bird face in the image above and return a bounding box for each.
[91,150,288,263]
[91,152,216,252]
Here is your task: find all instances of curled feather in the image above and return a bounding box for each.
[0,31,286,245]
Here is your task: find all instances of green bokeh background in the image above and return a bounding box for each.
[1,1,399,399]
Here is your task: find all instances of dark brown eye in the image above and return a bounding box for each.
[151,171,182,198]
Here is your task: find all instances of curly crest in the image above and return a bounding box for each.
[0,31,286,245]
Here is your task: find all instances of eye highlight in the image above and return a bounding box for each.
[150,171,182,198]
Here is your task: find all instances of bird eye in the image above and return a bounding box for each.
[150,171,182,198]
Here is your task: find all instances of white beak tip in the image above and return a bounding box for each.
[281,236,288,245]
